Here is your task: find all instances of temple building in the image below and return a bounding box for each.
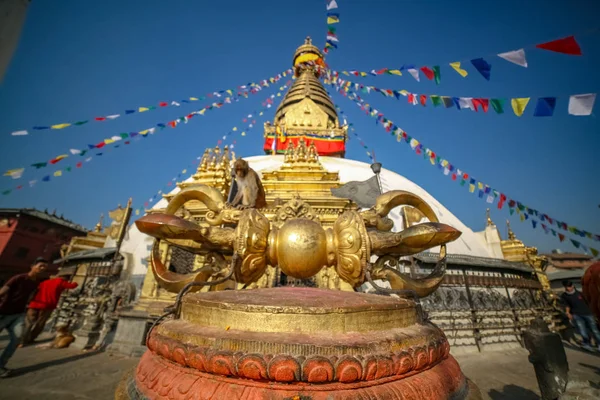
[108,38,561,356]
[0,208,87,283]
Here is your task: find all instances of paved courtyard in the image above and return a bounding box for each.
[0,334,598,399]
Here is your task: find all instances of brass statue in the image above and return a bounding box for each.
[136,181,461,296]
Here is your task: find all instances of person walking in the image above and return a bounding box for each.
[561,280,600,352]
[0,258,47,377]
[21,270,78,346]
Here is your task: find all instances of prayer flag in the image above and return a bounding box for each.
[449,62,468,77]
[491,98,505,114]
[471,58,491,80]
[536,36,582,55]
[459,98,474,111]
[433,66,441,85]
[419,95,427,106]
[497,49,528,67]
[472,98,489,112]
[533,97,556,117]
[42,175,50,182]
[431,95,442,107]
[54,170,62,177]
[69,149,82,155]
[125,110,135,114]
[441,97,454,108]
[326,0,338,10]
[407,69,420,82]
[3,168,24,179]
[568,93,596,116]
[49,155,68,164]
[73,121,88,126]
[51,123,71,130]
[327,16,340,24]
[11,130,28,136]
[388,69,402,76]
[420,67,434,80]
[31,162,47,169]
[511,98,530,117]
[139,107,149,112]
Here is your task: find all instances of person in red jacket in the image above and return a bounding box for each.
[20,270,78,346]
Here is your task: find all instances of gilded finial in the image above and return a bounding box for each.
[95,214,104,233]
[284,142,296,163]
[295,139,307,162]
[307,141,318,163]
[486,208,494,227]
[199,149,210,172]
[506,220,516,240]
[305,36,312,45]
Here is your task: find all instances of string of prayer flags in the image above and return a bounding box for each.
[334,33,589,83]
[511,98,530,117]
[535,36,582,56]
[323,1,340,54]
[325,72,596,118]
[497,49,528,68]
[2,75,291,180]
[330,81,600,251]
[8,69,292,137]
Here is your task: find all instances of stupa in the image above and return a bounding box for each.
[114,38,484,399]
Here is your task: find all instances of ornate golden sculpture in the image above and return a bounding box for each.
[136,182,461,297]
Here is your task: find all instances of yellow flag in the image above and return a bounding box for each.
[54,170,62,177]
[182,169,187,174]
[199,109,206,115]
[469,183,475,193]
[360,72,367,77]
[139,107,149,112]
[241,132,246,136]
[511,98,530,117]
[399,90,409,96]
[477,182,483,190]
[259,112,263,116]
[277,93,281,97]
[327,16,339,24]
[104,138,114,144]
[190,97,199,101]
[388,69,402,76]
[519,213,525,222]
[226,90,232,96]
[135,209,140,216]
[342,71,349,76]
[139,129,149,135]
[232,127,237,131]
[51,123,71,129]
[449,62,468,77]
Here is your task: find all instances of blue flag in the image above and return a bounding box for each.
[471,58,492,81]
[533,97,556,117]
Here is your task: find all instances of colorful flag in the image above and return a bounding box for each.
[568,93,596,116]
[497,49,528,67]
[449,62,468,77]
[511,98,530,117]
[433,66,441,85]
[536,36,582,56]
[470,58,491,80]
[533,97,557,117]
[491,98,505,114]
[3,168,24,179]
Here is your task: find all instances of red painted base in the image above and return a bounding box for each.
[133,350,473,400]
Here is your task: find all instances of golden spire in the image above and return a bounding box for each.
[95,213,104,233]
[486,208,494,227]
[506,220,516,240]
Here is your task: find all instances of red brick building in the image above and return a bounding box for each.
[0,208,87,283]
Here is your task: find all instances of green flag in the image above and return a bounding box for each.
[491,98,505,114]
[433,66,441,85]
[431,95,442,107]
[74,121,88,126]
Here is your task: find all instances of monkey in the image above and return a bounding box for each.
[227,158,267,209]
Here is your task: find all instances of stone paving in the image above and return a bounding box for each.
[0,334,598,399]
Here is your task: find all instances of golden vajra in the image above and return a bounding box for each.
[136,186,461,298]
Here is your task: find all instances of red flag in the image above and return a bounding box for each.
[76,162,82,168]
[377,68,388,75]
[16,185,22,190]
[558,233,565,242]
[159,102,168,107]
[536,36,582,55]
[125,141,130,144]
[498,193,507,209]
[408,93,415,104]
[95,117,106,121]
[420,66,435,80]
[472,98,489,112]
[419,95,428,106]
[452,173,457,181]
[95,142,106,149]
[168,121,177,128]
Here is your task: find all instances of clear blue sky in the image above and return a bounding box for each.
[0,0,599,254]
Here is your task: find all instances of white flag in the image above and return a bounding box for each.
[327,35,339,42]
[4,168,24,179]
[497,49,528,68]
[407,68,420,82]
[568,93,596,116]
[111,135,122,141]
[444,168,450,176]
[326,0,338,10]
[11,130,28,136]
[106,114,120,119]
[69,149,82,155]
[459,97,475,111]
[29,180,37,187]
[410,94,418,105]
[486,195,494,204]
[171,101,180,106]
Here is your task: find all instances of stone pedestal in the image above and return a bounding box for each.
[107,309,152,357]
[116,287,482,399]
